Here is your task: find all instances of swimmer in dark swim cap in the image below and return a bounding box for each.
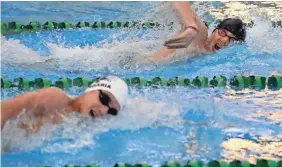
[152,2,246,59]
[209,18,246,51]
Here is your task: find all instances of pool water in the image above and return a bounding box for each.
[1,2,282,167]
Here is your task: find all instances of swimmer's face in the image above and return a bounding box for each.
[207,29,237,52]
[76,90,120,118]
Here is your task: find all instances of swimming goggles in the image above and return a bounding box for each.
[217,28,237,43]
[99,90,118,116]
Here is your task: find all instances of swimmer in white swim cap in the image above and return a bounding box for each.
[1,76,129,132]
[84,76,129,117]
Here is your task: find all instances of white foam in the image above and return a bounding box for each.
[246,16,282,54]
[1,37,48,64]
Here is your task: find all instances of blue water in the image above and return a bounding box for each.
[1,2,282,167]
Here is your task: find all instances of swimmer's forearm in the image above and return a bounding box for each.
[171,2,197,27]
[152,48,175,59]
[1,92,34,130]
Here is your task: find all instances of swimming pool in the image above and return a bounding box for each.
[1,2,282,167]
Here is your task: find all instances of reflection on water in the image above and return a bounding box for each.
[209,1,282,22]
[212,89,281,162]
[221,137,282,163]
[222,89,282,125]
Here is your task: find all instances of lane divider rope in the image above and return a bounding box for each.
[1,75,282,90]
[36,159,282,167]
[1,20,281,36]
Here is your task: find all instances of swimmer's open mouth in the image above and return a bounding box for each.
[89,109,95,118]
[214,44,221,51]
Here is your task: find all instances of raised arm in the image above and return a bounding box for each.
[152,2,200,60]
[170,1,198,28]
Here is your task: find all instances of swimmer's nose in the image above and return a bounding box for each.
[220,37,229,45]
[94,106,109,117]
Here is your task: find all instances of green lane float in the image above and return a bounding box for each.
[29,21,41,30]
[14,77,33,89]
[1,78,12,89]
[8,21,24,33]
[76,22,90,28]
[209,75,227,87]
[108,21,122,28]
[230,75,251,89]
[131,77,148,88]
[208,160,228,167]
[184,161,203,167]
[167,77,190,87]
[122,21,133,28]
[73,77,91,88]
[2,20,281,36]
[278,160,282,167]
[34,78,51,89]
[142,22,156,28]
[54,77,72,89]
[1,23,8,34]
[151,77,168,87]
[161,161,181,167]
[92,22,106,28]
[1,75,282,90]
[58,22,72,29]
[229,160,253,167]
[267,75,282,90]
[86,164,100,167]
[43,21,58,30]
[256,159,278,167]
[33,159,282,167]
[24,21,41,30]
[249,75,266,90]
[114,163,133,167]
[134,163,151,167]
[192,76,208,87]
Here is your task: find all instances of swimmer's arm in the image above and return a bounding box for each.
[1,87,71,130]
[1,92,34,130]
[171,2,198,27]
[151,48,176,60]
[151,2,198,60]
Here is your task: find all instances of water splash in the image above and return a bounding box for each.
[1,89,183,153]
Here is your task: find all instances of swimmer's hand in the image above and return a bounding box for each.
[164,26,198,49]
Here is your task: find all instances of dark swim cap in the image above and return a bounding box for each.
[217,18,246,42]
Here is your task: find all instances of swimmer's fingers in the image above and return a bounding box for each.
[164,28,198,48]
[166,42,188,49]
[164,32,187,46]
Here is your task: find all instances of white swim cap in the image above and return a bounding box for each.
[85,76,129,109]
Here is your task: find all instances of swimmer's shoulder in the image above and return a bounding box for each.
[32,87,72,105]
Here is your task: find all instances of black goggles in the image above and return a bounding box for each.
[99,90,118,116]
